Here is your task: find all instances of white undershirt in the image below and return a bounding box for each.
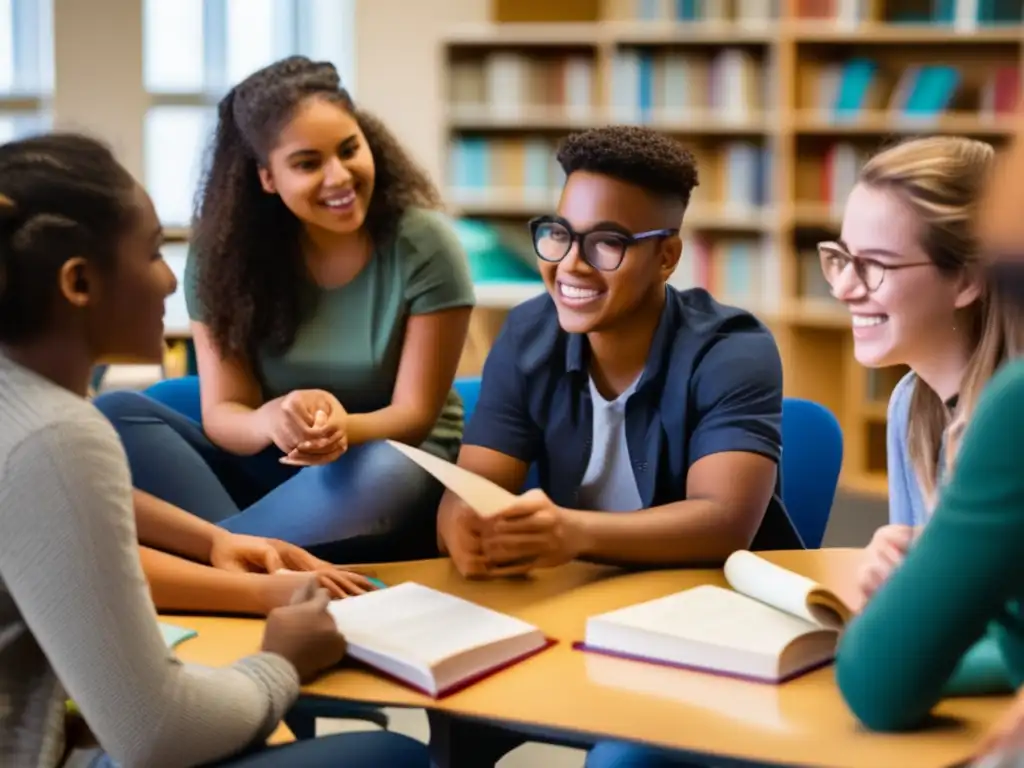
[577,375,644,512]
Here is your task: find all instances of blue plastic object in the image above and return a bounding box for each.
[145,375,202,422]
[453,376,540,491]
[780,398,843,549]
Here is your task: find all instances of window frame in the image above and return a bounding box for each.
[141,0,356,236]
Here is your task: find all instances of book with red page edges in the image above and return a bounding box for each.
[328,582,555,698]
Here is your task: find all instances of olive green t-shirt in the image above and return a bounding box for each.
[184,207,476,460]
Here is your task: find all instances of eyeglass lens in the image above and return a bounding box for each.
[818,245,884,291]
[533,220,629,271]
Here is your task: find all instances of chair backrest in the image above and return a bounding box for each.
[453,376,482,422]
[781,397,843,549]
[454,376,540,491]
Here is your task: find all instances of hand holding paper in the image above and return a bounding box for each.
[386,441,576,577]
[481,490,584,572]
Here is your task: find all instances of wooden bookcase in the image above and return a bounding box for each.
[442,0,1024,498]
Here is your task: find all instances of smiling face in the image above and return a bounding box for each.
[257,96,375,236]
[835,182,978,368]
[540,170,681,334]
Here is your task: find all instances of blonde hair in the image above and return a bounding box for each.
[860,136,1024,505]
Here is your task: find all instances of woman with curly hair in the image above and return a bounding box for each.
[94,56,475,564]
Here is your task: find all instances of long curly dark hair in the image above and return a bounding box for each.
[192,55,443,358]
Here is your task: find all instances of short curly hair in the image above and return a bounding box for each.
[192,56,442,358]
[555,125,699,209]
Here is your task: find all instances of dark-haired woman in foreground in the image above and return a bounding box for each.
[94,56,475,564]
[0,133,429,767]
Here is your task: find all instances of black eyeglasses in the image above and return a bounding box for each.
[528,216,679,272]
[818,241,932,293]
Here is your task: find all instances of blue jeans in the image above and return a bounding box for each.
[93,389,446,563]
[91,730,430,767]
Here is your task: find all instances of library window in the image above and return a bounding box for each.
[143,0,355,227]
[0,0,53,143]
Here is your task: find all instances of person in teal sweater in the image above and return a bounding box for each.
[92,56,476,565]
[836,354,1024,740]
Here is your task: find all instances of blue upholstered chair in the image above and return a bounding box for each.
[452,376,541,491]
[780,398,843,548]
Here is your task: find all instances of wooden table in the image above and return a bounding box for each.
[167,549,1007,768]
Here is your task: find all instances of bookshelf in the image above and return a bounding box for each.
[441,0,1024,498]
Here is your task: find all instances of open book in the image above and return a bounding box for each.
[327,582,553,697]
[577,550,853,684]
[386,440,516,517]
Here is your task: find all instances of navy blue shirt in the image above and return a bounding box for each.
[463,286,801,551]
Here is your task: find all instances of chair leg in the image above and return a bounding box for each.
[284,711,317,741]
[285,698,390,741]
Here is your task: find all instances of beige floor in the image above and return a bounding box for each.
[320,706,587,766]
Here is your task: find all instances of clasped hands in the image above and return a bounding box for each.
[443,488,587,578]
[259,388,348,466]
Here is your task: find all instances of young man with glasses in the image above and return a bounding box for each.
[436,125,800,579]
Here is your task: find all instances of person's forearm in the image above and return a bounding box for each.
[140,546,270,615]
[134,489,227,564]
[565,501,757,566]
[346,405,435,447]
[202,400,274,456]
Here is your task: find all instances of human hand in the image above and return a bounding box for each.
[258,567,376,614]
[857,524,918,604]
[478,489,585,575]
[970,685,1024,767]
[257,389,347,464]
[266,537,372,576]
[260,577,348,682]
[256,538,379,610]
[438,497,490,579]
[209,532,286,574]
[279,403,348,466]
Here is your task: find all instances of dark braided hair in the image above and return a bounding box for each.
[192,55,443,358]
[0,133,137,343]
[556,125,699,209]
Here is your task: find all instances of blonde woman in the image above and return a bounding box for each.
[836,132,1024,766]
[823,137,1023,604]
[825,136,1024,703]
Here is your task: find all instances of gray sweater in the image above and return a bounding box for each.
[0,353,300,768]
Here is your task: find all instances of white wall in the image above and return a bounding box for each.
[353,0,488,186]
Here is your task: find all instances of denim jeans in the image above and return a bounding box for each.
[92,388,445,563]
